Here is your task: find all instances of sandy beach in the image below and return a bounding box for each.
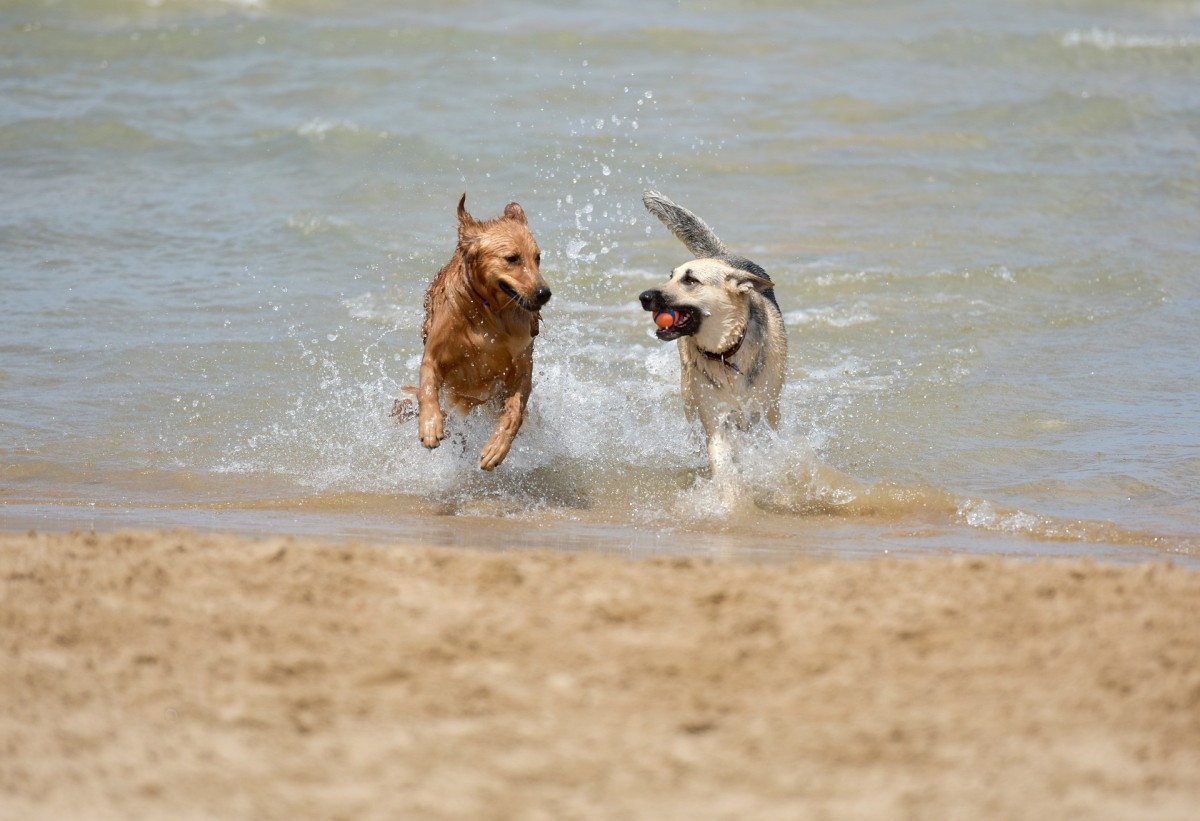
[6,2,1200,818]
[2,528,1198,819]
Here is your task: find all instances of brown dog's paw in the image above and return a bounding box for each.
[478,433,513,471]
[389,398,416,424]
[419,408,445,449]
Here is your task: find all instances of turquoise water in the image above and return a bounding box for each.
[2,0,1198,563]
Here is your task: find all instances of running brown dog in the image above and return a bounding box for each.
[410,194,551,470]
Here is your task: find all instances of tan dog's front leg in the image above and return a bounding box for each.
[479,390,526,471]
[417,357,446,449]
[706,427,737,479]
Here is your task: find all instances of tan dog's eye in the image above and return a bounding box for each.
[505,254,520,265]
[680,270,699,286]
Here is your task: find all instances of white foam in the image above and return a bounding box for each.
[285,213,349,236]
[785,304,877,328]
[295,119,388,142]
[1061,28,1200,50]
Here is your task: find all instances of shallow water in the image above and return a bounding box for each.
[2,0,1198,564]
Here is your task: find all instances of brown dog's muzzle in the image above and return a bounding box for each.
[499,280,552,312]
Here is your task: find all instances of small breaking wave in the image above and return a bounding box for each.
[1061,28,1200,51]
[296,118,387,142]
[650,428,1199,558]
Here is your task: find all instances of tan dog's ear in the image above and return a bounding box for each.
[503,202,527,225]
[730,270,774,295]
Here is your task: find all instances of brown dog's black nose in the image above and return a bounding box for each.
[533,286,552,308]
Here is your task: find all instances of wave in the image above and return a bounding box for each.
[660,428,1194,551]
[295,118,383,143]
[1061,28,1200,51]
[0,116,164,153]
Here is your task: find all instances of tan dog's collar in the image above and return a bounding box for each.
[699,329,745,373]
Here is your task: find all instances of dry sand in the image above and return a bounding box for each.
[1,528,1198,820]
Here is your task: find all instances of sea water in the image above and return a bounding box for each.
[2,0,1198,564]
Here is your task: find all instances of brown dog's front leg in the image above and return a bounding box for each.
[479,391,526,470]
[417,357,446,449]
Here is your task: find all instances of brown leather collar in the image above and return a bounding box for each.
[700,329,745,372]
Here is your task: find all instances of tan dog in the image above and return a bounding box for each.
[407,194,551,470]
[639,191,786,475]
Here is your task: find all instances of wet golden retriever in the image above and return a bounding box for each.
[403,194,551,470]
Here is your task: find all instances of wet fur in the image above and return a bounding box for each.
[640,191,787,475]
[412,194,551,470]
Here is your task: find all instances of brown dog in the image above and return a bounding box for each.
[410,193,551,470]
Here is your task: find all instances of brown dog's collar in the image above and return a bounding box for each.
[466,271,492,310]
[699,329,745,372]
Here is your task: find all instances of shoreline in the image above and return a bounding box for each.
[3,528,1198,819]
[4,494,1196,568]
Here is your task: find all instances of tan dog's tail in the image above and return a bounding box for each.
[643,190,728,258]
[390,385,418,424]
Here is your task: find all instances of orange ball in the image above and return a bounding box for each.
[654,310,676,329]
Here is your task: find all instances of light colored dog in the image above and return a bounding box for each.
[399,193,551,470]
[638,191,786,474]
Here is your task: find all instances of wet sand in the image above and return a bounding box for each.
[2,528,1198,819]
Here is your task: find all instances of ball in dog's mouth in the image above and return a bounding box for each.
[652,307,695,340]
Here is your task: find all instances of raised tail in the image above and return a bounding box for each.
[642,190,728,258]
[389,384,418,424]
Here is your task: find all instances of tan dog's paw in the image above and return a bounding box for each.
[478,431,514,471]
[418,407,445,449]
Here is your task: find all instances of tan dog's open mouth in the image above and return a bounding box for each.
[639,287,701,341]
[653,307,700,341]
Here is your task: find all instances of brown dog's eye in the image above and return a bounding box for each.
[505,254,520,265]
[534,252,541,265]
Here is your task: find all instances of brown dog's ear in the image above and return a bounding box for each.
[457,193,479,241]
[503,202,528,225]
[461,240,479,283]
